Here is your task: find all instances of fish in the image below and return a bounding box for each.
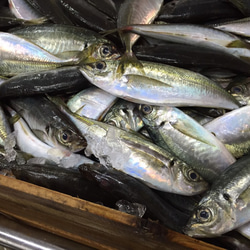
[204,105,250,158]
[79,163,190,233]
[49,96,209,195]
[0,66,92,99]
[0,32,80,76]
[184,155,250,238]
[9,96,87,152]
[138,104,236,183]
[67,86,117,120]
[103,99,144,132]
[80,59,240,109]
[10,24,120,62]
[120,23,250,64]
[6,105,94,168]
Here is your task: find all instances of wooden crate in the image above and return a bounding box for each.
[0,175,224,250]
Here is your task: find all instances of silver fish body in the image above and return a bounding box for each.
[139,105,236,183]
[9,96,87,152]
[0,32,79,76]
[121,24,250,62]
[204,105,250,158]
[184,156,250,237]
[6,106,93,168]
[52,98,209,195]
[67,87,117,120]
[80,59,239,109]
[10,24,117,57]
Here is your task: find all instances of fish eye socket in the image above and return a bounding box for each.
[197,208,211,222]
[96,61,106,70]
[141,105,153,114]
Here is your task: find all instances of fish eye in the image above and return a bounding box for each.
[100,45,111,57]
[141,105,153,114]
[188,170,199,181]
[197,207,211,222]
[231,86,243,94]
[59,130,73,143]
[95,61,106,70]
[223,193,230,201]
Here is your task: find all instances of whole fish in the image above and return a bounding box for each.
[80,59,239,109]
[204,105,250,158]
[6,106,94,168]
[0,32,79,76]
[117,0,164,56]
[79,163,190,233]
[0,67,92,99]
[10,24,120,62]
[120,24,250,64]
[138,105,236,183]
[67,87,117,120]
[50,96,209,195]
[103,99,144,132]
[9,96,87,152]
[184,155,250,238]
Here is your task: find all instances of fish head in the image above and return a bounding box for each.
[80,60,118,88]
[184,194,233,238]
[80,42,121,64]
[55,127,87,153]
[138,104,172,127]
[173,164,209,196]
[104,100,144,131]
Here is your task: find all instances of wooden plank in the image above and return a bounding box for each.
[0,175,224,250]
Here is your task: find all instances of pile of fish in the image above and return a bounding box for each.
[0,0,250,248]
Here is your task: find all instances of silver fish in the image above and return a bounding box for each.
[6,106,93,168]
[184,156,250,238]
[138,105,236,183]
[204,105,250,158]
[121,23,250,63]
[80,59,239,109]
[0,32,79,76]
[67,87,117,120]
[9,96,87,152]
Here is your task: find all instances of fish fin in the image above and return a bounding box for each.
[169,119,217,147]
[100,28,120,37]
[116,52,144,78]
[24,16,49,25]
[227,40,250,49]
